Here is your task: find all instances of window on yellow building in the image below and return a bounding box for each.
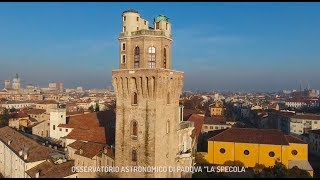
[291,150,298,155]
[220,148,225,154]
[269,151,275,157]
[244,150,249,155]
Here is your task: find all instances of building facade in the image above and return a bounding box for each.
[112,9,193,178]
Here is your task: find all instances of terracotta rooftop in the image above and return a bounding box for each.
[187,114,204,141]
[26,109,46,115]
[64,127,106,144]
[0,126,56,162]
[66,111,84,116]
[74,142,110,159]
[67,140,86,150]
[208,128,290,145]
[183,109,203,121]
[285,135,307,144]
[11,111,29,118]
[26,160,76,178]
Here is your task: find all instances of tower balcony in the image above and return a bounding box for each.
[120,29,172,39]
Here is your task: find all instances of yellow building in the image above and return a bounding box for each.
[209,101,226,116]
[202,128,313,176]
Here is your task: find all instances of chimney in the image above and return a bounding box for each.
[24,153,28,160]
[64,147,68,152]
[35,171,40,178]
[19,150,23,156]
[7,140,11,145]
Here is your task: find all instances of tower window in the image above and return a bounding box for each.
[163,48,167,68]
[166,121,170,134]
[132,150,137,165]
[166,23,168,30]
[148,46,156,68]
[167,92,170,104]
[131,121,138,138]
[132,92,138,105]
[122,43,126,51]
[121,54,126,64]
[53,125,55,130]
[123,26,126,32]
[134,46,140,68]
[123,16,126,21]
[137,27,139,31]
[144,20,146,25]
[137,17,139,21]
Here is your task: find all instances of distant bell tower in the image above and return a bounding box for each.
[12,73,21,90]
[112,9,190,178]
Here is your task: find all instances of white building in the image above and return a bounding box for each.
[285,100,307,109]
[49,108,67,140]
[279,114,320,135]
[0,101,35,110]
[307,129,320,157]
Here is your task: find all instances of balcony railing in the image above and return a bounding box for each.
[120,29,171,38]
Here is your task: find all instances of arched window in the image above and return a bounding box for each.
[134,46,140,68]
[132,92,138,105]
[163,48,167,68]
[122,43,126,51]
[122,54,126,63]
[131,121,138,136]
[167,92,170,104]
[132,150,137,164]
[148,46,156,68]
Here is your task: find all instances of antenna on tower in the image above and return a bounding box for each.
[307,81,310,90]
[15,73,19,79]
[299,80,302,92]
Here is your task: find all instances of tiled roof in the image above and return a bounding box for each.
[26,160,76,178]
[0,127,56,162]
[285,135,307,144]
[183,109,202,121]
[74,142,107,159]
[64,127,106,144]
[208,128,289,145]
[187,114,204,141]
[26,109,46,115]
[11,111,29,118]
[67,140,86,150]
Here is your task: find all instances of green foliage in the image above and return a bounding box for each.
[95,103,100,112]
[223,160,244,166]
[288,166,312,178]
[0,108,11,128]
[88,105,94,113]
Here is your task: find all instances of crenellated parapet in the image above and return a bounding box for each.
[112,69,183,102]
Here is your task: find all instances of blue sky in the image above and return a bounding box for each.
[0,2,319,92]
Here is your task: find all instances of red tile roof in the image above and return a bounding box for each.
[74,142,106,159]
[36,100,58,104]
[67,140,86,150]
[0,126,56,162]
[11,111,29,118]
[64,127,106,144]
[208,128,289,145]
[285,135,307,144]
[26,160,76,178]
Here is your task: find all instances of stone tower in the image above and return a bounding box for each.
[112,10,192,178]
[12,73,21,90]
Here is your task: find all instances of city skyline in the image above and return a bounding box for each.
[0,2,319,91]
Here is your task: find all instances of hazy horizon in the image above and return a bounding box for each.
[0,2,319,92]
